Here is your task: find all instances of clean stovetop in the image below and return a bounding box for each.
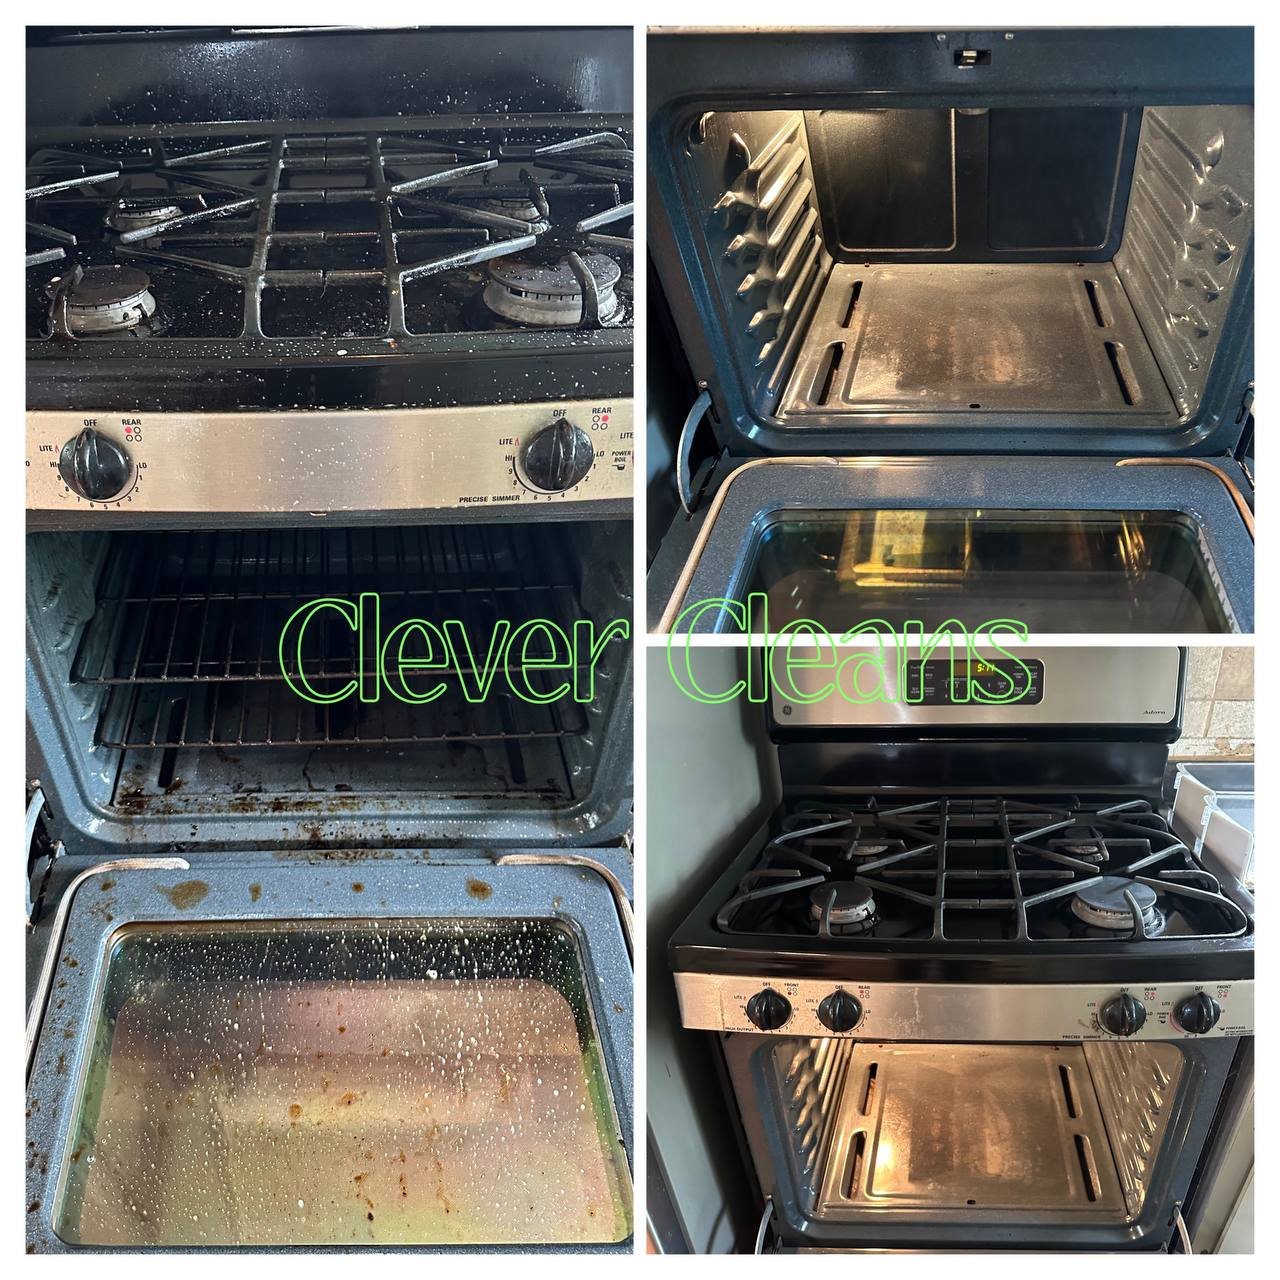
[672,795,1255,982]
[25,118,633,409]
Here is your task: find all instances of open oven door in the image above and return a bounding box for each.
[25,850,633,1253]
[650,455,1253,634]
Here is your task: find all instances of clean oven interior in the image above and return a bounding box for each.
[27,520,630,831]
[681,104,1252,427]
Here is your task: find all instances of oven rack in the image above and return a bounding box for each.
[27,122,633,340]
[718,797,1250,943]
[71,524,590,685]
[96,675,587,751]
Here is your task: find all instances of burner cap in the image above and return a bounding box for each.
[483,249,623,327]
[107,200,182,235]
[810,881,877,931]
[48,265,157,335]
[847,841,891,860]
[472,196,550,231]
[1056,840,1106,862]
[1071,877,1163,933]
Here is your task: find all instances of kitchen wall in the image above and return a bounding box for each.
[1171,646,1254,760]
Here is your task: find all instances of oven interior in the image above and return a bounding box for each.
[731,1031,1235,1247]
[27,519,630,838]
[680,104,1252,429]
[52,917,632,1247]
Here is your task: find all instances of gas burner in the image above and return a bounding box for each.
[47,265,157,336]
[1053,839,1106,863]
[809,881,877,935]
[471,196,550,232]
[483,250,623,327]
[106,200,182,236]
[1070,877,1164,935]
[846,840,891,860]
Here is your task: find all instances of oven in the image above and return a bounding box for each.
[26,26,634,1252]
[665,647,1254,1251]
[646,27,1254,633]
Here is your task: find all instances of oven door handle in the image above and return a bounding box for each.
[25,856,189,1082]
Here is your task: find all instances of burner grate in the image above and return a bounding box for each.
[26,122,633,342]
[718,797,1250,944]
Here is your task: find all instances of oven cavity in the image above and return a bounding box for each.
[27,521,630,842]
[679,104,1252,429]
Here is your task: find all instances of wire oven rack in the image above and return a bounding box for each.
[73,525,598,752]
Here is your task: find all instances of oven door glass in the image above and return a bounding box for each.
[741,509,1230,632]
[53,920,632,1247]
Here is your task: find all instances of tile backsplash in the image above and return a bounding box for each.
[1172,647,1254,761]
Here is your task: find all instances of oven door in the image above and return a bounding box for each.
[26,854,633,1253]
[720,1031,1238,1252]
[652,457,1253,633]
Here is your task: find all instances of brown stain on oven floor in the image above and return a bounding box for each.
[157,880,210,910]
[466,878,492,900]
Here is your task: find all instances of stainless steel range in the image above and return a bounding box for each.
[665,647,1253,1251]
[26,26,634,1253]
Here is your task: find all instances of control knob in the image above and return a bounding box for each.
[1099,992,1147,1037]
[518,419,594,493]
[1173,991,1221,1035]
[817,990,863,1033]
[745,988,792,1031]
[58,427,131,501]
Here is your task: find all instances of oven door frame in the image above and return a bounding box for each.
[716,1027,1241,1253]
[651,456,1254,634]
[25,850,634,1255]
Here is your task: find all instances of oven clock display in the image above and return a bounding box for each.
[904,658,1045,705]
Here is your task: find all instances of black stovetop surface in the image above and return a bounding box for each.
[671,794,1255,983]
[26,118,633,409]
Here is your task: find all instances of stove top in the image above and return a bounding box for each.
[717,797,1250,947]
[26,119,633,409]
[27,122,632,343]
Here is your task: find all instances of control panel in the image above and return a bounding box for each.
[26,401,633,514]
[675,972,1253,1041]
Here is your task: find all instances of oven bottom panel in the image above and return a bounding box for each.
[721,1031,1238,1251]
[26,855,634,1253]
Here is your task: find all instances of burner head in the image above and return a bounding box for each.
[472,196,550,232]
[847,840,891,860]
[49,265,157,335]
[1054,839,1106,863]
[810,881,877,934]
[107,200,182,235]
[1071,877,1163,934]
[483,249,623,327]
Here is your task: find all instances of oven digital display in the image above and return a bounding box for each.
[903,657,1045,705]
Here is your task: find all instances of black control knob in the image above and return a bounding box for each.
[745,988,792,1031]
[1173,991,1221,1035]
[58,428,130,501]
[817,990,863,1033]
[1099,993,1147,1037]
[519,419,594,493]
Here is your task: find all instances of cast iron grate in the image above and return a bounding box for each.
[717,796,1250,943]
[26,121,633,343]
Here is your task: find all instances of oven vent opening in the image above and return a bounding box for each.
[845,1130,867,1200]
[1059,1062,1079,1119]
[1084,278,1112,327]
[860,1061,878,1115]
[1074,1134,1101,1203]
[1106,340,1140,405]
[809,342,844,406]
[841,279,863,327]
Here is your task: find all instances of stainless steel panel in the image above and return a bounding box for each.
[26,401,634,514]
[812,1043,1128,1216]
[674,971,1253,1041]
[771,646,1181,728]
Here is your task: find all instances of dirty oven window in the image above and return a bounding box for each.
[54,921,631,1246]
